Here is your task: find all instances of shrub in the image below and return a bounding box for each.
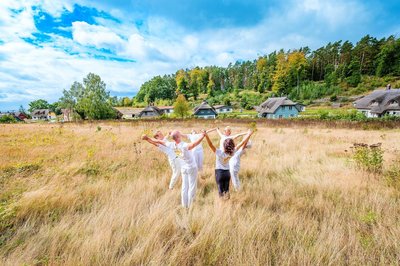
[0,115,17,124]
[351,143,383,175]
[385,163,400,190]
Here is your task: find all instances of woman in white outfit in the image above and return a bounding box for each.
[229,140,252,191]
[203,129,253,199]
[159,130,206,208]
[141,131,181,189]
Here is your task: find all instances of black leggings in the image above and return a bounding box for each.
[215,169,231,196]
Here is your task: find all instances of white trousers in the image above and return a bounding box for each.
[168,158,181,189]
[181,167,198,208]
[192,149,204,172]
[230,169,241,191]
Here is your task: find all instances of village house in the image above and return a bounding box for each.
[159,106,174,116]
[31,109,56,121]
[138,106,163,118]
[256,97,304,119]
[353,86,400,118]
[214,105,233,114]
[193,101,218,119]
[114,107,142,119]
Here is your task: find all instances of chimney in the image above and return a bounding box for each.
[386,84,391,90]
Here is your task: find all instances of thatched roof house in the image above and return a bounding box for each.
[257,97,303,119]
[193,101,218,119]
[354,88,400,117]
[139,106,163,118]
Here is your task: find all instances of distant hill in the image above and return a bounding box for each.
[130,35,400,110]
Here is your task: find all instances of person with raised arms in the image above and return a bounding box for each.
[216,126,247,150]
[141,131,181,189]
[203,129,253,199]
[229,131,253,191]
[168,130,206,208]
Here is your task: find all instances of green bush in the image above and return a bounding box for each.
[351,143,383,175]
[0,115,17,124]
[385,163,400,190]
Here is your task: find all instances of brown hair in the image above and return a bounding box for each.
[223,138,235,156]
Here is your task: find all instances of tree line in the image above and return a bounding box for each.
[135,35,400,108]
[25,34,400,120]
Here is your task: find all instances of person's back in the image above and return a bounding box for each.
[173,141,196,170]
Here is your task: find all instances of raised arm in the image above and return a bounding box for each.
[235,130,253,151]
[206,128,217,133]
[204,132,216,153]
[187,132,206,150]
[216,128,224,137]
[141,135,166,147]
[231,132,247,140]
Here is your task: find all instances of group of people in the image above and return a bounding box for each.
[142,126,254,208]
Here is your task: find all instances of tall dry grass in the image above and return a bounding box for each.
[1,121,400,265]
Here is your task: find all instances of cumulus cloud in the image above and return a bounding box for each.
[0,0,397,110]
[72,21,125,51]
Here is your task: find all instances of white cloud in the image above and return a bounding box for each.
[72,21,125,51]
[300,0,367,28]
[0,0,383,110]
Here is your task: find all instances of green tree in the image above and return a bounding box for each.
[376,37,400,77]
[76,73,116,120]
[60,73,116,120]
[28,99,49,113]
[176,69,189,97]
[288,51,307,93]
[173,94,190,118]
[122,97,132,107]
[346,59,362,87]
[207,75,216,96]
[136,75,176,104]
[189,67,208,99]
[272,52,288,93]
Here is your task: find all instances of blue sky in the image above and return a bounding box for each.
[0,0,399,111]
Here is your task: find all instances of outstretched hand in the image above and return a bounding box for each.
[141,134,149,140]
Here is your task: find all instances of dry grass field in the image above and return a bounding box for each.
[1,121,400,265]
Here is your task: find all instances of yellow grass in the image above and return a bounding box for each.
[1,121,400,265]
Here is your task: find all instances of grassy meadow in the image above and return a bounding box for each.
[1,121,400,265]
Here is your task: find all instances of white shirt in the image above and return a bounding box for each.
[157,141,177,162]
[230,148,244,172]
[215,149,232,170]
[188,134,203,152]
[173,141,196,170]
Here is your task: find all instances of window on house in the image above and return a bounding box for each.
[281,106,285,110]
[279,115,283,118]
[289,106,293,110]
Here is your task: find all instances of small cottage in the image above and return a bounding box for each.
[139,106,163,118]
[193,101,218,119]
[159,106,174,116]
[353,87,400,118]
[114,107,142,119]
[214,105,233,114]
[31,109,56,120]
[257,97,303,118]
